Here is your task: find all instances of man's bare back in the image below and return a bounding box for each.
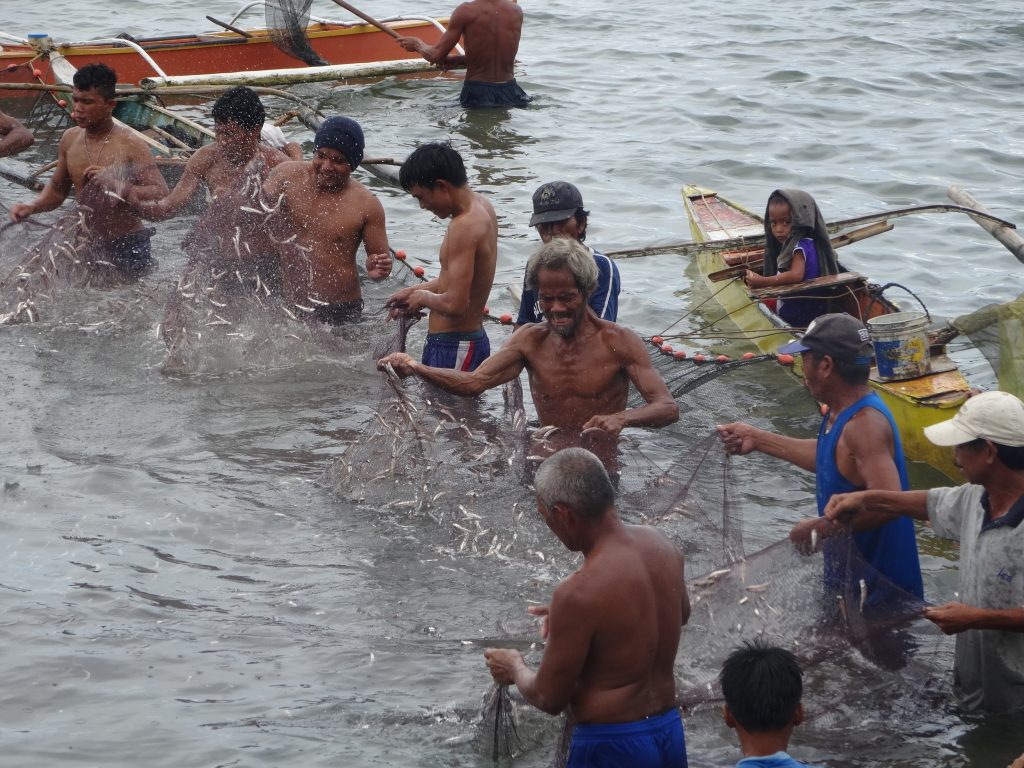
[484,448,690,762]
[263,160,390,305]
[399,0,522,83]
[557,524,687,722]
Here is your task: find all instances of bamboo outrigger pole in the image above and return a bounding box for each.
[604,204,1019,260]
[947,185,1024,265]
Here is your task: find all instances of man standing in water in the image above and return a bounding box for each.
[717,313,924,606]
[379,238,678,461]
[0,110,33,157]
[516,181,620,326]
[262,116,392,324]
[9,63,167,278]
[397,0,530,108]
[826,391,1024,714]
[485,448,690,767]
[131,86,290,287]
[387,142,497,370]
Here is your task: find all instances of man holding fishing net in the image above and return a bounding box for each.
[378,238,678,459]
[825,391,1024,714]
[485,447,690,767]
[717,313,924,607]
[397,0,530,109]
[9,63,168,278]
[262,116,392,324]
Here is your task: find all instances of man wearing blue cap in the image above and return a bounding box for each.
[717,313,924,606]
[262,116,391,324]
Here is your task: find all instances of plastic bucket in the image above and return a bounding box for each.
[867,311,930,381]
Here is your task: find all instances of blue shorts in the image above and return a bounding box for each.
[106,227,155,276]
[567,708,687,768]
[421,328,490,372]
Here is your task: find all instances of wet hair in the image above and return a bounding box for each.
[525,238,598,297]
[399,142,467,191]
[73,63,117,101]
[720,639,803,732]
[211,86,265,132]
[961,438,1024,471]
[808,350,870,385]
[535,448,615,520]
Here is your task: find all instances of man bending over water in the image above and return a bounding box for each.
[10,63,167,278]
[485,448,690,767]
[387,142,497,371]
[379,238,678,459]
[262,116,391,324]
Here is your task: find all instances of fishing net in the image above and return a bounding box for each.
[950,291,1024,399]
[0,170,165,326]
[266,0,330,66]
[477,683,525,761]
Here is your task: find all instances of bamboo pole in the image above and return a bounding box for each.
[325,0,402,40]
[947,185,1024,265]
[139,58,433,89]
[604,203,1018,260]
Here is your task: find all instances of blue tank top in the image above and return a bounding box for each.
[816,392,924,602]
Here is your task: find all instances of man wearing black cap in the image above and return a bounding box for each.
[262,116,391,324]
[516,181,620,327]
[717,313,924,605]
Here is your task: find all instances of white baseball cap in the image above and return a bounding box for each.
[923,391,1024,447]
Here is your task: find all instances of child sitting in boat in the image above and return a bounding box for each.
[744,189,840,328]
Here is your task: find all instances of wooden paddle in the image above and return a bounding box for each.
[326,0,402,40]
[604,204,1017,260]
[707,220,895,282]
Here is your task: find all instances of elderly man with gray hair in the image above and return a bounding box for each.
[379,238,678,457]
[484,447,690,767]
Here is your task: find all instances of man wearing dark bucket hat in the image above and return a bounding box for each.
[826,390,1024,713]
[262,116,392,324]
[515,181,620,327]
[717,313,924,606]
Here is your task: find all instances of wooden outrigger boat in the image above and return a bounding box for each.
[681,184,974,480]
[0,2,450,92]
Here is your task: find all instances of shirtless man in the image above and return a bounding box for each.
[262,116,391,324]
[131,86,289,287]
[397,0,530,108]
[379,238,678,457]
[0,110,33,157]
[485,448,690,767]
[9,63,167,278]
[387,142,497,370]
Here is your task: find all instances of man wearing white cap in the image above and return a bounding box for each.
[825,390,1024,713]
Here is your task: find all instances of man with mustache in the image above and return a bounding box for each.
[378,237,678,451]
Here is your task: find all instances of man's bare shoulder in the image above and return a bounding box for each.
[595,318,647,355]
[271,159,310,182]
[260,144,291,168]
[58,125,83,148]
[843,404,896,447]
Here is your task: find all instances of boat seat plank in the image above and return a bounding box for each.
[748,271,868,300]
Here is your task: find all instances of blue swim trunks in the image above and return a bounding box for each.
[421,328,490,372]
[567,708,687,768]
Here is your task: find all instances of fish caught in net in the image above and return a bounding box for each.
[477,683,525,760]
[266,0,330,66]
